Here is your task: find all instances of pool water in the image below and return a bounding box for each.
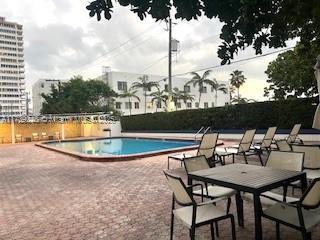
[46,138,196,156]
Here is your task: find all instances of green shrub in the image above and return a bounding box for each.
[121,98,318,131]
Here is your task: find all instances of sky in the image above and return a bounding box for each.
[0,0,296,100]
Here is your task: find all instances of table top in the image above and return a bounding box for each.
[189,164,306,193]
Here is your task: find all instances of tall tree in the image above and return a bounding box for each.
[264,42,319,100]
[41,76,117,114]
[179,89,195,108]
[210,80,228,107]
[230,70,246,102]
[132,75,159,113]
[186,70,216,108]
[86,1,320,64]
[118,87,140,116]
[149,87,167,112]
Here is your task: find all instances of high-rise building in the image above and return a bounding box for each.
[0,16,25,116]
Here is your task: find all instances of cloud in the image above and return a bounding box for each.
[0,0,295,101]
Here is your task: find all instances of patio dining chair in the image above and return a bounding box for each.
[167,132,219,169]
[286,123,303,144]
[183,155,236,212]
[215,129,263,165]
[164,171,236,240]
[252,126,277,153]
[242,151,304,207]
[292,145,320,181]
[262,178,320,240]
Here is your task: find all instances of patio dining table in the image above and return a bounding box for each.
[188,163,307,240]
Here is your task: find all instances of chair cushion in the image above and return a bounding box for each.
[173,204,226,228]
[168,153,193,160]
[242,191,299,207]
[193,185,236,198]
[304,169,320,180]
[263,203,320,231]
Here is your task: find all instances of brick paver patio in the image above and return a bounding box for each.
[0,142,319,240]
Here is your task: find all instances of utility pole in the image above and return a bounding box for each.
[168,17,172,94]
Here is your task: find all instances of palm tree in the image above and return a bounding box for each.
[231,97,256,104]
[179,88,195,108]
[186,70,216,108]
[132,75,159,113]
[230,70,246,102]
[149,87,167,112]
[118,87,140,115]
[210,80,228,107]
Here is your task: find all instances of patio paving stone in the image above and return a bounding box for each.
[0,142,319,239]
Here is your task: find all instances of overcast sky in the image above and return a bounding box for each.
[1,0,296,100]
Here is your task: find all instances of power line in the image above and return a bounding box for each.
[116,55,168,85]
[72,24,159,75]
[172,47,294,77]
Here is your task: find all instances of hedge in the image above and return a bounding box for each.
[121,98,318,131]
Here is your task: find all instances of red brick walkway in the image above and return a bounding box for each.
[0,143,319,240]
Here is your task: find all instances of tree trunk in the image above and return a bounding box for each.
[215,90,218,107]
[144,91,147,113]
[237,88,240,102]
[198,91,201,108]
[129,97,131,116]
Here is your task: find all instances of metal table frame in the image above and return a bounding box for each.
[188,164,307,240]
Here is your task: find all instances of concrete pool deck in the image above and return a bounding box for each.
[0,142,319,240]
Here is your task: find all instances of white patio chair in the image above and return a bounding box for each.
[183,155,236,211]
[32,132,39,141]
[252,126,277,152]
[164,171,236,240]
[262,178,320,240]
[216,129,263,165]
[276,139,292,151]
[286,123,303,144]
[167,132,219,169]
[292,145,320,181]
[242,151,304,207]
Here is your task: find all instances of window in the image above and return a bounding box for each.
[134,102,139,109]
[212,102,215,107]
[195,102,199,108]
[187,102,192,108]
[117,81,127,91]
[164,84,169,92]
[204,102,208,108]
[115,102,122,109]
[184,85,191,93]
[125,102,132,109]
[41,83,44,88]
[157,102,162,108]
[211,86,215,92]
[176,102,181,109]
[200,86,207,93]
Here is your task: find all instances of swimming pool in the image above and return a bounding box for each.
[38,137,198,161]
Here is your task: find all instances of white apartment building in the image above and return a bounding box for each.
[0,17,25,116]
[32,79,67,115]
[99,68,230,116]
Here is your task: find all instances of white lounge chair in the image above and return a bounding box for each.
[216,129,263,165]
[167,132,219,169]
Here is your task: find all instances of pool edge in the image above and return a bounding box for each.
[35,137,205,162]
